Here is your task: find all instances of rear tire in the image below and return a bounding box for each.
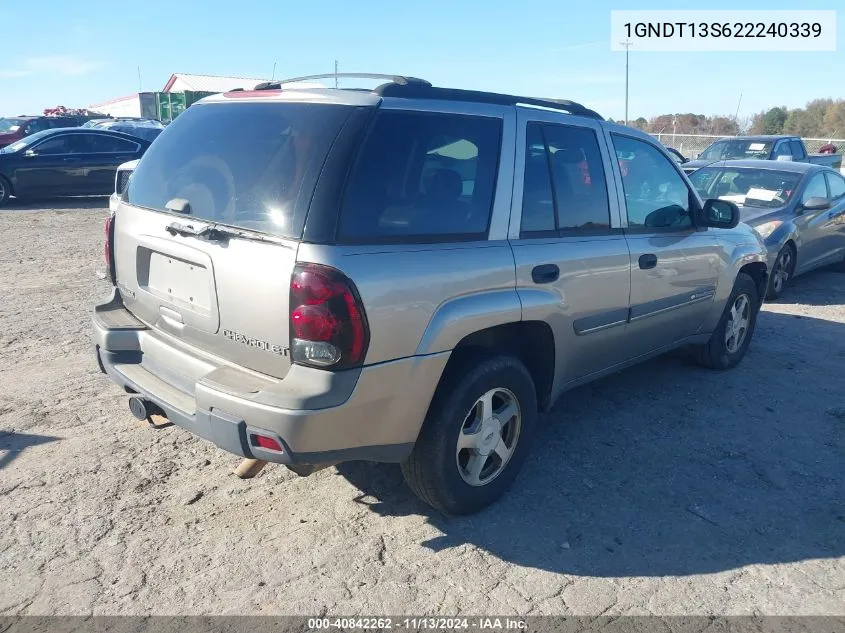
[766,243,796,300]
[692,272,759,370]
[401,355,537,515]
[0,176,10,207]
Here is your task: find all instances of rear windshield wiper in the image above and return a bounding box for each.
[165,221,275,244]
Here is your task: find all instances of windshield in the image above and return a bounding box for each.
[688,167,801,208]
[0,129,54,153]
[699,139,773,161]
[0,118,26,134]
[124,101,355,239]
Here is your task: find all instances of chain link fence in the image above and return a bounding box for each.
[651,133,845,158]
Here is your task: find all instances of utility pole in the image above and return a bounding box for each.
[619,39,632,126]
[271,62,276,81]
[734,91,743,123]
[334,60,339,88]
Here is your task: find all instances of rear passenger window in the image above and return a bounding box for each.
[339,111,502,243]
[520,124,555,233]
[81,134,138,153]
[543,124,611,232]
[519,122,611,236]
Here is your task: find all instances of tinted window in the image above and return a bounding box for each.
[520,124,555,233]
[339,110,502,243]
[33,136,72,155]
[826,172,845,200]
[802,173,828,203]
[544,124,610,232]
[125,102,353,239]
[612,134,693,230]
[79,134,138,153]
[790,140,806,159]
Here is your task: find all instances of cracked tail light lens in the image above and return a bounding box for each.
[290,264,369,369]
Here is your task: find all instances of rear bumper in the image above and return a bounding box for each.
[92,290,448,466]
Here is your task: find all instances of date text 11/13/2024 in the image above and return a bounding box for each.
[308,618,528,630]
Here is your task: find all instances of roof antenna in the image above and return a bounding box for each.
[271,61,276,81]
[334,60,338,88]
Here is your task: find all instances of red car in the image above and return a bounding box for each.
[0,116,82,148]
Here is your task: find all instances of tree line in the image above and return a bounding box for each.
[608,98,845,139]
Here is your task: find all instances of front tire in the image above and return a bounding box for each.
[692,272,759,370]
[766,243,795,300]
[401,355,537,515]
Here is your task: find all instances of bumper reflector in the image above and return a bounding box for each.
[251,434,283,452]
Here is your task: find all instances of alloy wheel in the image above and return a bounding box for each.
[724,294,751,354]
[455,388,522,486]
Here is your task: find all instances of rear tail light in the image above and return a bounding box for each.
[290,264,369,370]
[104,213,116,285]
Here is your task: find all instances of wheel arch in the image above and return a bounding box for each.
[436,321,556,413]
[0,172,13,198]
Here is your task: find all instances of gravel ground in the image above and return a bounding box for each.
[0,201,843,616]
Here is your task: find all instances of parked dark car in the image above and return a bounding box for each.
[688,160,845,299]
[0,128,150,206]
[92,120,165,143]
[683,135,842,174]
[0,116,83,148]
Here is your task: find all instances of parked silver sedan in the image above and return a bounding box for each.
[689,160,845,299]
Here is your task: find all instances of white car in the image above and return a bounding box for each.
[109,159,139,212]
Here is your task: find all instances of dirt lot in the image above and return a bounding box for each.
[0,201,843,616]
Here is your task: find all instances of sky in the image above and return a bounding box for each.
[0,0,841,123]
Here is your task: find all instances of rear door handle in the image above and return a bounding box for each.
[639,254,658,270]
[531,263,560,284]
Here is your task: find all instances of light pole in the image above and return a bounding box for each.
[619,39,632,126]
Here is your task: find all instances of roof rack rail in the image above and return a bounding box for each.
[373,83,603,120]
[255,73,432,90]
[248,73,602,119]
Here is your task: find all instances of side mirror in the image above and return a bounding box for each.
[801,196,831,211]
[698,198,740,229]
[24,149,37,157]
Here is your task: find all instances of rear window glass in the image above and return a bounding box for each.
[338,110,502,243]
[124,102,354,239]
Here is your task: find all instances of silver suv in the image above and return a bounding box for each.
[93,74,768,514]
